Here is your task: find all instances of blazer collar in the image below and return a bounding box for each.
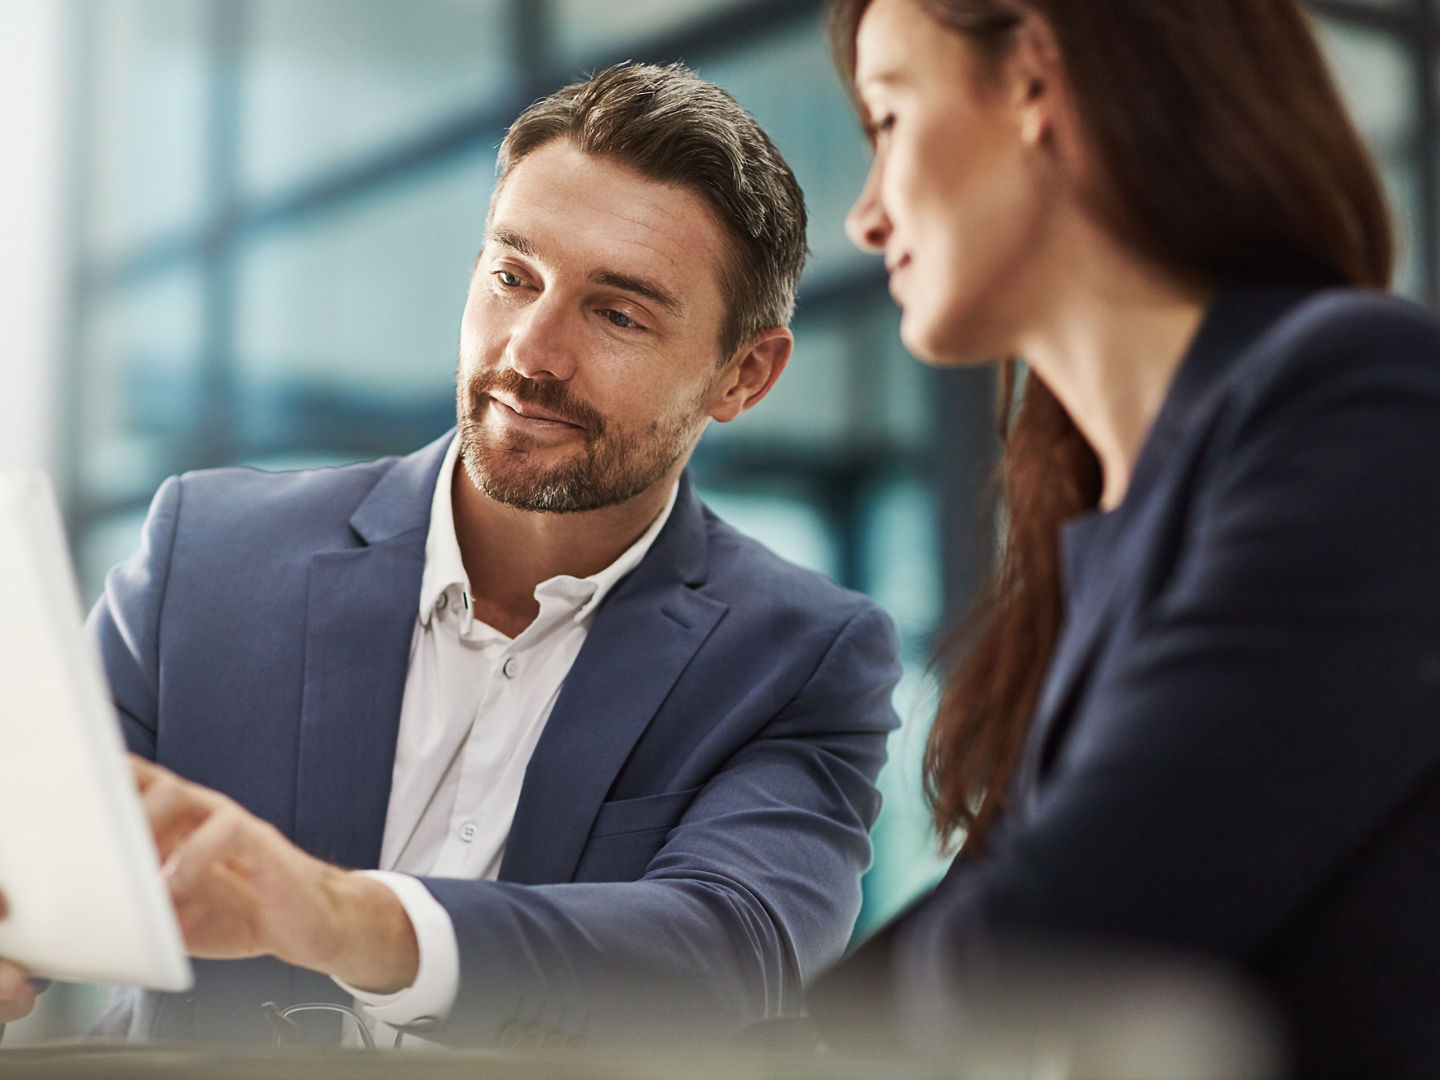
[594,469,710,590]
[349,430,453,545]
[1014,283,1320,801]
[1131,283,1319,485]
[499,472,725,884]
[293,433,449,869]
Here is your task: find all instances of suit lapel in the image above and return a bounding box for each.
[1013,285,1320,803]
[292,435,449,869]
[1013,527,1128,799]
[500,476,725,885]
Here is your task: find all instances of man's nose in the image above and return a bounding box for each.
[845,156,891,254]
[505,295,578,381]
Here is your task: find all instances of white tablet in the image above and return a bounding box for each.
[0,472,192,991]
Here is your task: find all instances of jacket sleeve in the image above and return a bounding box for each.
[85,476,184,761]
[420,602,901,1048]
[810,299,1440,1056]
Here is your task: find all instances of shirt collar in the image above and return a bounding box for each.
[418,434,679,630]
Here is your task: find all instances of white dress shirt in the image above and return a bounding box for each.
[335,434,677,1033]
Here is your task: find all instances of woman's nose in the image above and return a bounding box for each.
[845,157,891,253]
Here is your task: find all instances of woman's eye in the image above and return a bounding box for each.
[602,309,642,330]
[865,114,896,141]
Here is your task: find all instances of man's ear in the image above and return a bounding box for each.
[708,327,792,423]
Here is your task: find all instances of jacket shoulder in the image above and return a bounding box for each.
[167,454,404,547]
[1250,288,1440,378]
[697,503,888,626]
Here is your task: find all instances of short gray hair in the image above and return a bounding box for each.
[497,62,809,358]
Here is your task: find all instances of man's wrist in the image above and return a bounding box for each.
[287,867,420,994]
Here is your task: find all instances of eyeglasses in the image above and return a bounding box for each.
[261,1000,406,1050]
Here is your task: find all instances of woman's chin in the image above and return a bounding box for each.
[899,312,983,368]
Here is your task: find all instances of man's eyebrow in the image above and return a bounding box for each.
[487,228,539,258]
[482,230,683,316]
[592,270,684,317]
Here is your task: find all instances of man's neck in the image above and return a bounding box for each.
[450,462,679,639]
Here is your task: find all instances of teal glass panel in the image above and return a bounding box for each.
[75,507,151,607]
[86,0,210,258]
[232,148,497,457]
[78,267,206,507]
[696,17,877,289]
[856,665,954,937]
[1316,16,1421,296]
[240,0,513,196]
[694,484,841,581]
[705,295,930,454]
[549,0,757,67]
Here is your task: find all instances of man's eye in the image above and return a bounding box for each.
[495,270,524,288]
[602,309,641,330]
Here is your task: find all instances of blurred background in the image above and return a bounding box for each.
[1,0,1435,1042]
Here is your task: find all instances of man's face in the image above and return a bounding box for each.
[455,139,735,513]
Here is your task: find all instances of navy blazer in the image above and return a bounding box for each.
[87,434,901,1046]
[812,286,1440,1078]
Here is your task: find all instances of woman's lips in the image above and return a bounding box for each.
[886,254,910,300]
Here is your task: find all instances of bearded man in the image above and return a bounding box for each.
[0,64,900,1048]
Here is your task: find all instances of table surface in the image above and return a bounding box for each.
[0,1042,945,1080]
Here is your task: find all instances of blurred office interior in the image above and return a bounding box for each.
[0,0,1435,1038]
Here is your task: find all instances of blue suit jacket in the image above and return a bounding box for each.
[87,434,901,1046]
[812,286,1440,1078]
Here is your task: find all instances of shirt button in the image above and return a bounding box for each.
[458,821,477,843]
[436,592,448,610]
[501,657,517,679]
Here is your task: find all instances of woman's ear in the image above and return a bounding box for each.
[1012,12,1065,148]
[1010,12,1090,182]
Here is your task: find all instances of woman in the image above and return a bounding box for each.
[815,0,1440,1075]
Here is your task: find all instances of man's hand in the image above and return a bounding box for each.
[132,756,419,994]
[0,892,37,1024]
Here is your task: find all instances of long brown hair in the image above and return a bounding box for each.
[831,0,1393,851]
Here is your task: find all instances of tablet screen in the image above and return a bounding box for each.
[0,472,192,991]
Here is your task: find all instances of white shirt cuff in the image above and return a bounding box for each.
[332,870,460,1029]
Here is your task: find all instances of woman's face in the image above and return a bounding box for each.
[846,0,1058,365]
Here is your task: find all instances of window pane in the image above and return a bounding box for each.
[696,17,877,289]
[240,0,513,196]
[233,149,496,459]
[857,665,952,936]
[706,295,929,454]
[75,508,150,607]
[1316,16,1421,294]
[86,0,209,258]
[548,0,755,68]
[694,484,841,580]
[78,268,206,507]
[864,478,943,648]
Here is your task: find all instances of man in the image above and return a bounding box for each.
[7,63,899,1047]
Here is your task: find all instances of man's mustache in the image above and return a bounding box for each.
[466,370,603,437]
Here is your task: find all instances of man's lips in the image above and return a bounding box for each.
[487,393,586,430]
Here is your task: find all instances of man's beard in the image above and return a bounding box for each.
[456,367,702,514]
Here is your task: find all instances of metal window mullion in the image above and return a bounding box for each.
[192,0,245,470]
